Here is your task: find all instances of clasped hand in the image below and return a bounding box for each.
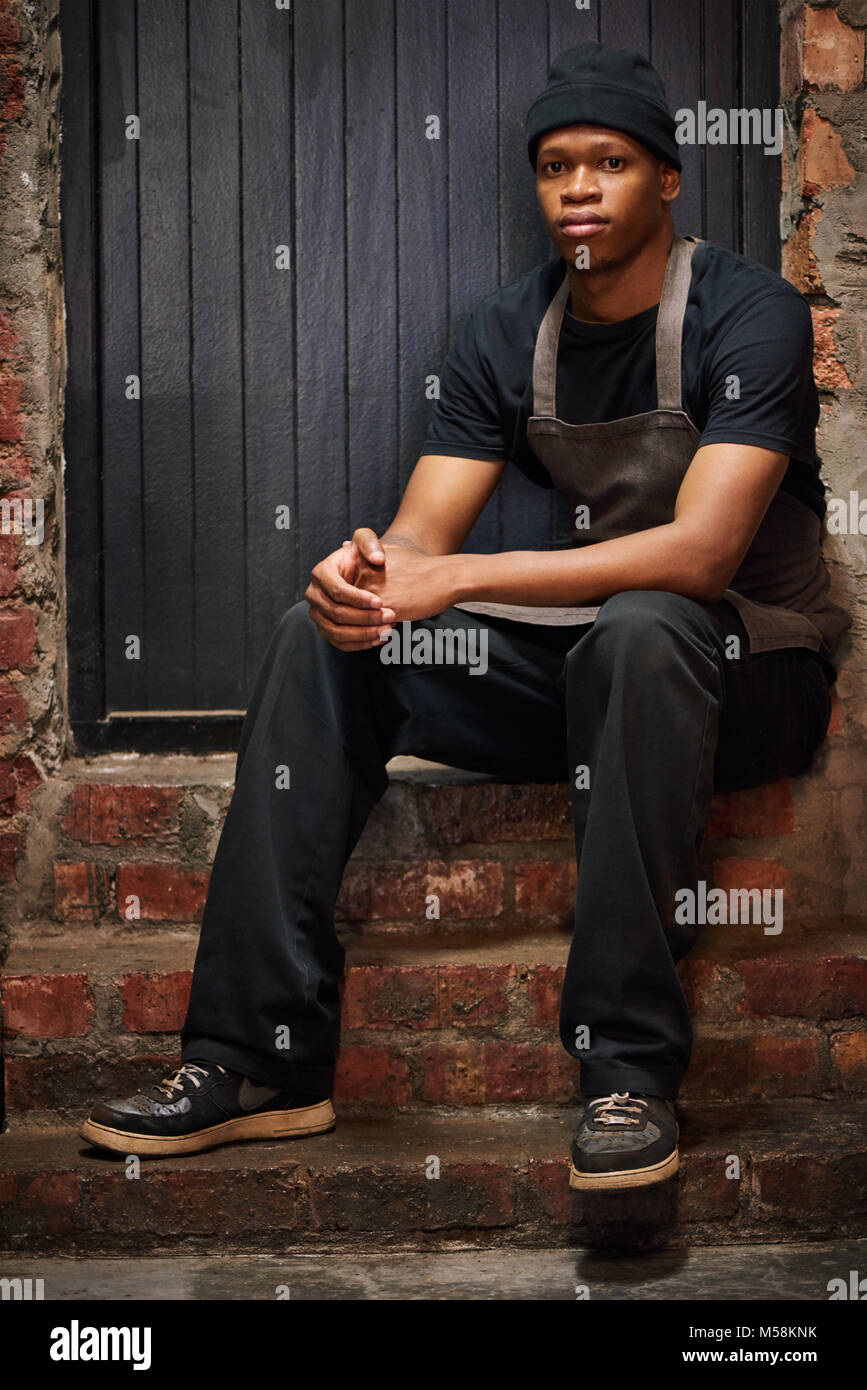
[305,527,458,651]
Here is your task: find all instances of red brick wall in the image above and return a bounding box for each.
[0,0,64,953]
[779,1,867,912]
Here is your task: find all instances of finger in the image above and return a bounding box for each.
[307,601,395,635]
[352,527,386,565]
[314,617,395,647]
[308,566,383,609]
[309,594,396,627]
[329,635,391,652]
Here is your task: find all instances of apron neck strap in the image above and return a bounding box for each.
[655,234,699,411]
[532,234,701,418]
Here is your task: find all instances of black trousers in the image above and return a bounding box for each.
[180,590,833,1101]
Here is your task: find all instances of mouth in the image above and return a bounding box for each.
[558,215,607,238]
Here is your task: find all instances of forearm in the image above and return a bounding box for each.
[450,522,724,608]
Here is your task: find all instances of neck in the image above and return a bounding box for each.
[567,222,676,324]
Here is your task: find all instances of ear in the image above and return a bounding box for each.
[659,163,681,205]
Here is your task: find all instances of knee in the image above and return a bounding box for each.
[273,599,366,678]
[277,598,313,637]
[567,590,721,681]
[268,599,325,668]
[579,590,694,650]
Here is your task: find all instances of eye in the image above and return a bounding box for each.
[542,160,565,175]
[602,156,624,170]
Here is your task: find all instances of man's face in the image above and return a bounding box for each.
[535,124,680,270]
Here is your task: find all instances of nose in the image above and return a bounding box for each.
[562,162,599,201]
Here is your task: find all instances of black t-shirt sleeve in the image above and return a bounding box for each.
[421,305,508,461]
[699,288,819,464]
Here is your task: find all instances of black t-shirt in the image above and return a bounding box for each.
[422,239,826,520]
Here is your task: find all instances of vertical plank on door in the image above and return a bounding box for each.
[188,2,246,709]
[395,0,449,503]
[741,0,781,271]
[240,0,297,693]
[60,0,104,729]
[294,0,348,585]
[446,0,506,557]
[99,0,146,712]
[701,0,738,252]
[346,0,400,538]
[650,0,702,239]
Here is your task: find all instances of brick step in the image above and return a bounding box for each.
[3,921,865,1120]
[0,1100,864,1254]
[11,755,832,935]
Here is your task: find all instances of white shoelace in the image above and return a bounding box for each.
[588,1091,648,1127]
[153,1062,226,1100]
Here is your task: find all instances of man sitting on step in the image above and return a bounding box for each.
[80,42,848,1191]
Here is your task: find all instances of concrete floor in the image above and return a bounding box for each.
[1,1239,864,1300]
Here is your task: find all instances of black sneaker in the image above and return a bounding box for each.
[569,1090,679,1190]
[80,1060,335,1158]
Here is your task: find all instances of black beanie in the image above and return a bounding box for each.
[526,41,682,172]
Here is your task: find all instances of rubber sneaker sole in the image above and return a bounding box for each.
[79,1097,336,1158]
[568,1144,679,1191]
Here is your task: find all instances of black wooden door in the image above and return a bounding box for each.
[61,0,781,751]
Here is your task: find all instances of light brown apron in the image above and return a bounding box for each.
[455,234,850,661]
